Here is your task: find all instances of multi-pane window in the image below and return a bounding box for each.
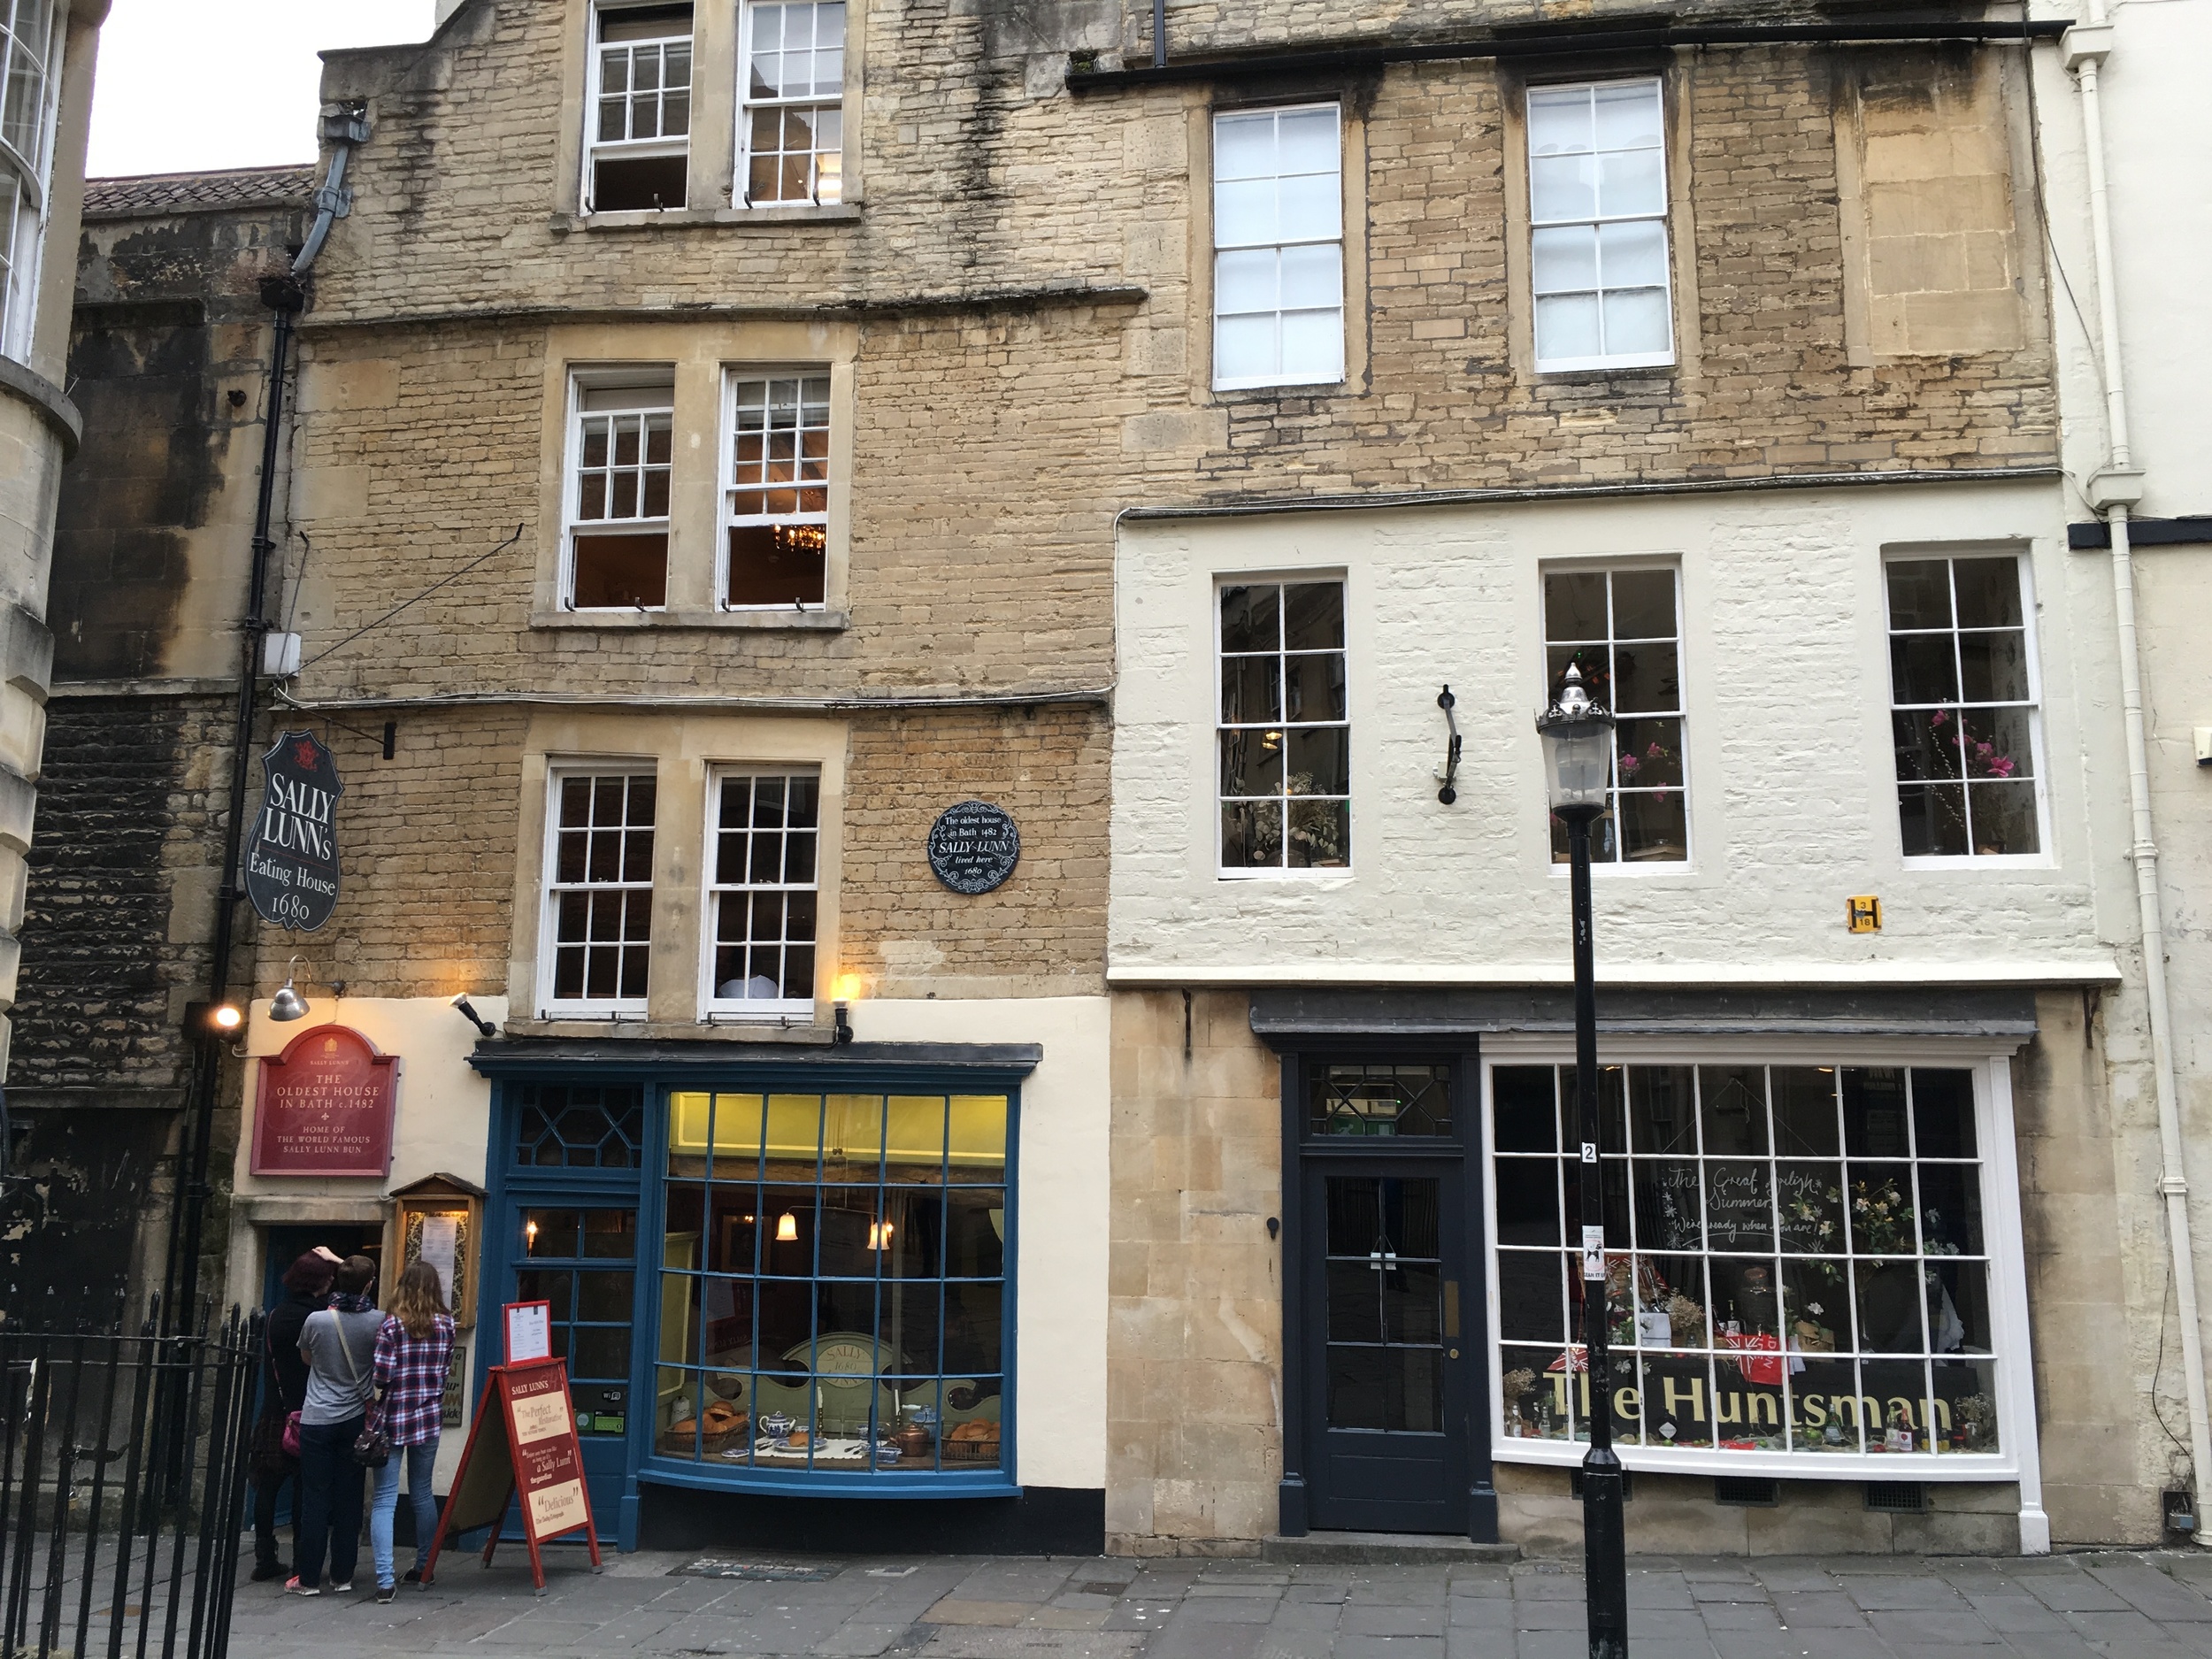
[588,3,693,211]
[1218,580,1349,873]
[741,1,845,205]
[725,373,830,606]
[658,1089,1009,1475]
[1543,567,1686,864]
[1886,555,2042,859]
[707,772,819,1013]
[0,0,57,363]
[518,1206,641,1440]
[544,772,657,1012]
[1212,104,1344,390]
[1527,80,1673,372]
[568,376,674,609]
[1310,1063,1453,1139]
[1493,1064,2000,1458]
[513,1084,648,1170]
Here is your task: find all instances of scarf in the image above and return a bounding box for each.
[333,1291,374,1315]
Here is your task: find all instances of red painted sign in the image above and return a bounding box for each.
[250,1024,398,1176]
[423,1357,601,1589]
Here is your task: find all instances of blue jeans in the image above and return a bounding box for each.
[370,1440,440,1588]
[294,1416,365,1588]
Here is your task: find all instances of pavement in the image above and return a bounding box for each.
[223,1543,2212,1659]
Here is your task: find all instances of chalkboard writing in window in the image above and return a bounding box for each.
[927,801,1021,895]
[1703,1163,1772,1250]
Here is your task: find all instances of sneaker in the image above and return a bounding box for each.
[375,1585,396,1604]
[284,1578,319,1597]
[250,1561,285,1583]
[330,1581,353,1595]
[402,1568,422,1585]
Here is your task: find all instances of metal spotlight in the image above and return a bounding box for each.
[270,956,310,1023]
[450,995,498,1037]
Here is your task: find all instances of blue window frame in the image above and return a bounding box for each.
[478,1059,1025,1543]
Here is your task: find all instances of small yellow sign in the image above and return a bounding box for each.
[1847,895,1882,933]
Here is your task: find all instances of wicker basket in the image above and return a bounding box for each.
[942,1435,1001,1464]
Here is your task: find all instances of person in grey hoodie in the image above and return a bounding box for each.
[288,1255,381,1595]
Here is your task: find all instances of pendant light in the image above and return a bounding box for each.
[776,1211,798,1242]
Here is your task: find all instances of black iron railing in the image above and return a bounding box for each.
[0,1307,260,1659]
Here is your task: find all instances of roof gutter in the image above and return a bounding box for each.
[1068,18,2070,91]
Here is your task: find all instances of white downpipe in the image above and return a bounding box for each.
[2069,17,2212,1537]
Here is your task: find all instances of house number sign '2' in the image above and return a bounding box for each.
[926,801,1020,895]
[245,729,345,932]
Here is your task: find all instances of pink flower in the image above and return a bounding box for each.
[1931,710,1949,727]
[1618,753,1641,776]
[1647,743,1664,761]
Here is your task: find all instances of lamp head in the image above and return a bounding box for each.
[269,957,310,1023]
[1534,663,1617,816]
[449,994,498,1037]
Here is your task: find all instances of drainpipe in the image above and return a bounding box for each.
[160,102,370,1333]
[2062,17,2212,1539]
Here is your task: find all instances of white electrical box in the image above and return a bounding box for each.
[2195,727,2212,767]
[261,632,303,679]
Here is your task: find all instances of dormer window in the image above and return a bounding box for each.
[588,3,694,212]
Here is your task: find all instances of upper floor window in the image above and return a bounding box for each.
[705,771,820,1016]
[543,772,658,1016]
[725,372,830,606]
[1544,566,1686,864]
[0,0,58,362]
[1886,554,2042,859]
[1212,104,1343,391]
[567,373,674,610]
[1527,80,1673,373]
[741,0,845,205]
[588,3,694,212]
[1218,579,1349,874]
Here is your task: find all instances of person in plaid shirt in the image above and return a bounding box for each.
[369,1261,456,1601]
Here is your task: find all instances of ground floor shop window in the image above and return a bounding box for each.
[655,1088,1009,1476]
[1490,1060,2010,1464]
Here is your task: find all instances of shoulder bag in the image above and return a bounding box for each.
[336,1316,390,1469]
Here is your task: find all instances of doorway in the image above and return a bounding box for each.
[1279,1050,1494,1540]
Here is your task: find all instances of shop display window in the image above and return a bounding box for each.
[1492,1063,2001,1462]
[656,1089,1008,1476]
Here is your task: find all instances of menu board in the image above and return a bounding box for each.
[421,1357,601,1590]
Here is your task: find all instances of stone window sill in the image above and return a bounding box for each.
[553,204,863,234]
[529,607,849,632]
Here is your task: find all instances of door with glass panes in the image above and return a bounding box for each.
[511,1202,640,1536]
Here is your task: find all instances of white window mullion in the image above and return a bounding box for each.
[542,771,658,1016]
[722,370,831,607]
[704,771,821,1016]
[739,0,847,206]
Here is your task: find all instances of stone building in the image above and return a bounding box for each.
[0,0,109,1314]
[7,166,312,1324]
[25,0,2207,1563]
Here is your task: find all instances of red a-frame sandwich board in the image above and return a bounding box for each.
[420,1356,601,1591]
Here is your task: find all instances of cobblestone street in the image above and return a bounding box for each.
[225,1547,2212,1659]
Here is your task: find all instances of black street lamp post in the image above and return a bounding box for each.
[1535,663,1629,1659]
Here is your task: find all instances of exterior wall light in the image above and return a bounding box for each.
[451,995,498,1036]
[269,956,311,1023]
[1436,685,1463,805]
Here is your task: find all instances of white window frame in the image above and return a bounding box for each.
[539,766,660,1019]
[1526,77,1675,374]
[1479,1040,2040,1498]
[698,767,823,1021]
[562,368,676,612]
[0,0,60,364]
[735,0,847,207]
[582,1,695,214]
[1210,102,1346,393]
[1540,560,1690,873]
[1884,548,2051,869]
[718,367,832,611]
[1215,572,1353,879]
